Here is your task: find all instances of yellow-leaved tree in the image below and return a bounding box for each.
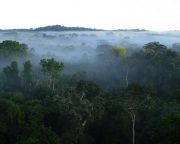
[111,46,130,86]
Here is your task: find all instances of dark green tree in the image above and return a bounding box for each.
[3,61,21,91]
[121,84,155,144]
[0,98,24,144]
[0,40,28,60]
[22,60,33,91]
[40,58,64,92]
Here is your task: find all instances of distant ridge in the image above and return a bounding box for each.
[0,25,148,32]
[34,25,102,31]
[113,29,147,32]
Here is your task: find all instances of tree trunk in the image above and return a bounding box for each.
[52,82,55,92]
[48,76,52,88]
[125,66,130,87]
[131,113,136,144]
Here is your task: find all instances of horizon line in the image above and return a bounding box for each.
[0,25,180,32]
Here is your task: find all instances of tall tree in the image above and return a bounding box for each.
[40,58,64,92]
[3,61,21,91]
[121,84,154,144]
[0,40,28,60]
[22,60,33,91]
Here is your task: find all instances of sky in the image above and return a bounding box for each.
[0,0,180,30]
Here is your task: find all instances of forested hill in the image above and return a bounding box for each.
[0,25,102,32]
[0,25,148,32]
[34,25,102,31]
[34,25,147,32]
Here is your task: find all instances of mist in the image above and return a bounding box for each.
[0,30,180,88]
[0,29,179,144]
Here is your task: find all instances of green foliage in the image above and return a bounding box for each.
[40,58,64,92]
[23,60,32,75]
[76,80,101,101]
[40,58,64,77]
[0,40,28,60]
[0,98,24,144]
[3,61,21,91]
[0,41,179,144]
[148,102,180,144]
[22,60,33,91]
[3,61,19,77]
[17,125,60,144]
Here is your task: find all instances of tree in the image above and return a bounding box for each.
[135,42,180,98]
[3,61,21,91]
[22,60,33,91]
[0,40,28,60]
[0,98,24,144]
[121,84,154,144]
[110,46,131,87]
[40,58,64,92]
[111,46,142,87]
[146,101,180,144]
[111,46,127,57]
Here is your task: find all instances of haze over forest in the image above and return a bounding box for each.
[0,25,179,144]
[0,0,179,144]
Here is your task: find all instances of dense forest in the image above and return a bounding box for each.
[0,39,179,144]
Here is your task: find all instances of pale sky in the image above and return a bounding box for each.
[0,0,180,30]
